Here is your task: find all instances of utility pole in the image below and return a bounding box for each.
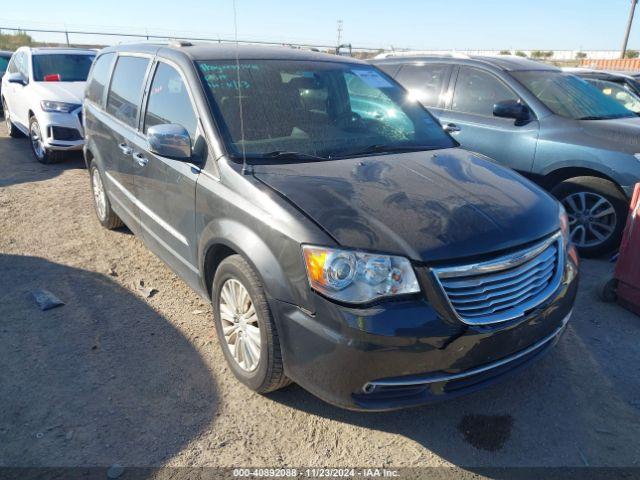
[621,0,638,58]
[336,19,343,47]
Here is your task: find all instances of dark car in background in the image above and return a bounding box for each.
[565,68,640,114]
[83,42,577,411]
[373,55,640,256]
[0,50,12,113]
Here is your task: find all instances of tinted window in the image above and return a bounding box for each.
[144,63,197,140]
[0,56,10,74]
[513,71,635,120]
[106,56,150,128]
[396,64,450,107]
[451,67,518,116]
[585,78,640,113]
[86,53,115,106]
[32,54,95,81]
[197,60,456,160]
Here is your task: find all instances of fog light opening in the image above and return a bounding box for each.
[362,383,376,394]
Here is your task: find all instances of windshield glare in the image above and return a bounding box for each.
[584,78,640,114]
[32,54,95,82]
[197,60,456,160]
[513,71,635,120]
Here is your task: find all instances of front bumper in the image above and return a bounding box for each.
[270,246,579,411]
[37,108,84,151]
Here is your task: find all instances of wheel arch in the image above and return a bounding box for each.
[542,167,625,196]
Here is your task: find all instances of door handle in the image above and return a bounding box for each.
[443,123,461,133]
[118,143,133,155]
[133,152,148,167]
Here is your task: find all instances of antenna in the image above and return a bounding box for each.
[232,0,249,174]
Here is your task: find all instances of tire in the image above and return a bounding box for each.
[2,98,22,138]
[212,255,291,393]
[89,161,124,230]
[599,277,618,303]
[551,176,627,258]
[29,116,63,164]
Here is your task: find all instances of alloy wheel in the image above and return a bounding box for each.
[219,278,261,372]
[562,191,617,248]
[30,121,45,160]
[92,168,107,221]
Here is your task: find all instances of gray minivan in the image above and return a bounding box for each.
[373,55,640,256]
[83,42,577,410]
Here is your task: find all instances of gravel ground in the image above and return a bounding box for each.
[1,123,639,471]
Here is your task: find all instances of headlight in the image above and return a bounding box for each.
[40,100,81,113]
[302,245,420,304]
[559,203,570,246]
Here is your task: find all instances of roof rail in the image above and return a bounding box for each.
[373,50,471,60]
[169,39,194,48]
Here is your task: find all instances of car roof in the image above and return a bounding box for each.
[0,50,12,58]
[372,54,559,72]
[101,41,366,64]
[27,47,96,56]
[563,68,637,81]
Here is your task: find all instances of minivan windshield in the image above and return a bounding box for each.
[32,54,95,82]
[513,71,636,120]
[197,60,457,160]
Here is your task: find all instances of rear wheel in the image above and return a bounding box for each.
[89,161,123,229]
[2,99,22,138]
[29,116,62,164]
[212,255,290,393]
[551,176,627,257]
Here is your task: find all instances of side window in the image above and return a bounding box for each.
[86,53,115,106]
[395,63,450,107]
[12,52,26,78]
[106,56,150,128]
[451,67,518,116]
[144,62,197,140]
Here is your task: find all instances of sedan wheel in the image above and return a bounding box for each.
[562,191,617,249]
[219,278,262,372]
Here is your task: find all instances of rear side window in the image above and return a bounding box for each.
[106,56,150,128]
[395,63,450,107]
[86,53,115,106]
[451,67,518,116]
[144,62,197,140]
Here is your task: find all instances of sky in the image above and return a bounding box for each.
[0,0,638,51]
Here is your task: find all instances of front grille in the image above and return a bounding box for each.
[433,232,564,325]
[50,126,82,141]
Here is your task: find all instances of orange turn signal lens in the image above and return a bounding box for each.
[303,247,328,287]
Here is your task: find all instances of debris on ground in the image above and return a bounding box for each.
[134,279,158,298]
[31,289,65,311]
[108,265,118,277]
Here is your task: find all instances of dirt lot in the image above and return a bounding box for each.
[1,123,639,471]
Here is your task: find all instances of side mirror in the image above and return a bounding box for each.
[147,124,191,160]
[493,99,530,123]
[7,72,27,86]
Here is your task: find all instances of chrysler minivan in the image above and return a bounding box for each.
[373,54,640,257]
[83,42,578,411]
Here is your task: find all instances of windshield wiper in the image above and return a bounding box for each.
[577,114,634,120]
[333,144,442,158]
[258,150,328,161]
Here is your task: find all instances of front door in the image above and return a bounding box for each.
[438,66,539,174]
[130,60,201,285]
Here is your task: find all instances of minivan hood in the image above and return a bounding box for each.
[252,149,560,263]
[577,116,640,154]
[31,81,86,105]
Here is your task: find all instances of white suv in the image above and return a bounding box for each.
[2,47,95,163]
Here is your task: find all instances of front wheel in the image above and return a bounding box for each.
[212,255,290,393]
[551,176,627,257]
[29,116,62,164]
